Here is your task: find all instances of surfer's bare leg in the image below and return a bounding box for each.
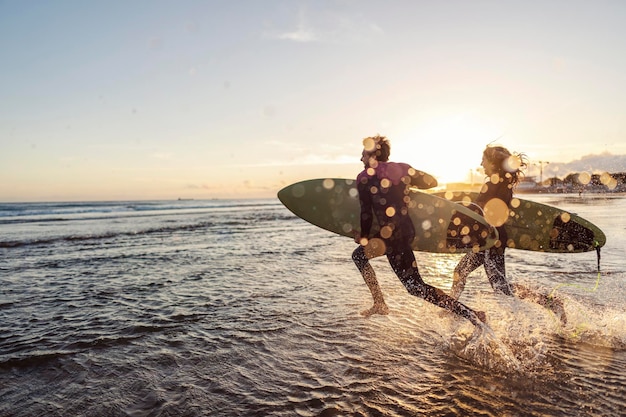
[352,246,389,316]
[450,270,466,300]
[484,251,513,296]
[405,276,487,325]
[359,263,389,316]
[387,248,486,326]
[451,252,484,300]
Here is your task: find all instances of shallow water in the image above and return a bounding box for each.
[1,194,624,416]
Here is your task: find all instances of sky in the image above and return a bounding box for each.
[2,0,626,202]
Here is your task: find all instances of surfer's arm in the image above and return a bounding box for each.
[408,168,438,189]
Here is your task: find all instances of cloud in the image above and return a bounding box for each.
[263,5,318,43]
[273,26,318,43]
[539,153,626,177]
[263,6,383,44]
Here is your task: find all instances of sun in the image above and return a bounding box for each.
[394,114,504,186]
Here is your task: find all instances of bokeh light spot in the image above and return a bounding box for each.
[519,234,532,249]
[599,172,618,189]
[364,238,386,258]
[549,228,559,239]
[578,171,591,185]
[363,137,376,152]
[503,155,521,172]
[483,198,509,227]
[292,184,305,198]
[380,226,393,239]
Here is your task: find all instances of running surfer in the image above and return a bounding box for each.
[449,144,567,324]
[352,134,486,326]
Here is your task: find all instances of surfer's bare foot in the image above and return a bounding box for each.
[360,303,389,317]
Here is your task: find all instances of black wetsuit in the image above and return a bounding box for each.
[352,162,480,323]
[454,176,513,296]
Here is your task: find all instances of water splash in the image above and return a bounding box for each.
[449,323,524,374]
[557,297,626,349]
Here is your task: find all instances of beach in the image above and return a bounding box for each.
[1,194,624,416]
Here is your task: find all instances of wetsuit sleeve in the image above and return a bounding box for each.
[357,179,374,237]
[409,168,438,189]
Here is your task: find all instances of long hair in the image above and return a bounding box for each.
[483,145,528,186]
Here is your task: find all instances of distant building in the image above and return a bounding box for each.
[444,171,626,194]
[516,177,541,193]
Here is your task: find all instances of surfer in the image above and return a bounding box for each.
[449,145,567,324]
[352,134,487,326]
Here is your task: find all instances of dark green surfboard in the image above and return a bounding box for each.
[278,178,499,254]
[436,191,606,253]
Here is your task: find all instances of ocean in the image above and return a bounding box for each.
[1,194,624,416]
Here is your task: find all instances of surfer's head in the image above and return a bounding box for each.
[361,135,390,167]
[482,145,528,185]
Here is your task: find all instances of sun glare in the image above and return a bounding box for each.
[395,114,504,185]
